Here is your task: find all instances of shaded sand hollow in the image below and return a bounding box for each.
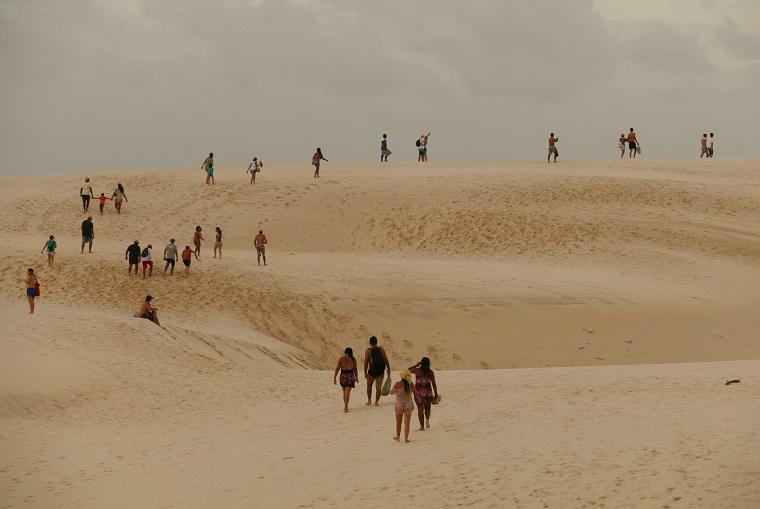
[1,159,759,507]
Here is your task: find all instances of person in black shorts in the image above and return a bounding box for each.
[163,238,179,275]
[364,335,391,406]
[125,240,141,276]
[81,216,94,253]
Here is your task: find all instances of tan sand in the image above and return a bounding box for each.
[1,159,759,507]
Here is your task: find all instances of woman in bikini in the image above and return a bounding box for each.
[312,148,327,178]
[213,227,223,258]
[112,183,128,214]
[333,347,359,413]
[193,226,204,259]
[409,357,439,430]
[390,371,419,443]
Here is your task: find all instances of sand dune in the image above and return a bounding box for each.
[1,159,760,507]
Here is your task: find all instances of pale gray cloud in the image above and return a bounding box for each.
[0,0,757,174]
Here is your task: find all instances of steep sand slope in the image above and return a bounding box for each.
[1,303,758,508]
[1,160,759,368]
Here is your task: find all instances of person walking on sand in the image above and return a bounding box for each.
[163,238,179,275]
[547,132,559,163]
[380,134,391,162]
[391,371,419,443]
[125,240,141,276]
[312,148,327,178]
[193,226,204,259]
[25,268,39,314]
[409,357,439,430]
[334,347,359,413]
[41,235,57,267]
[80,177,94,212]
[136,295,160,326]
[181,245,193,274]
[627,128,638,159]
[97,192,111,214]
[417,133,430,162]
[254,230,267,266]
[700,134,709,158]
[247,157,262,184]
[81,216,94,253]
[213,227,223,258]
[202,152,214,184]
[708,132,715,158]
[364,335,390,406]
[112,183,128,214]
[618,133,626,159]
[141,244,154,278]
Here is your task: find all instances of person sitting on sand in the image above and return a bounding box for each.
[213,227,223,258]
[81,216,94,254]
[125,240,141,276]
[312,148,327,178]
[163,239,179,275]
[254,230,267,266]
[364,335,390,406]
[97,192,111,214]
[181,245,193,274]
[80,177,93,212]
[136,295,160,326]
[202,152,214,184]
[25,268,38,314]
[247,157,262,184]
[409,357,439,430]
[41,235,56,267]
[193,226,204,259]
[333,347,359,413]
[391,371,419,443]
[112,183,128,214]
[548,132,559,163]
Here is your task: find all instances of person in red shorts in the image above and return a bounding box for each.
[141,244,154,279]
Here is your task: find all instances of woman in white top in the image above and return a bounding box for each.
[80,177,94,212]
[112,183,128,214]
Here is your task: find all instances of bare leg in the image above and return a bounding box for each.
[28,296,34,314]
[257,254,261,266]
[403,413,412,442]
[374,374,383,405]
[81,242,85,254]
[366,376,374,405]
[417,401,425,430]
[425,402,432,428]
[263,254,266,266]
[343,387,351,412]
[394,413,402,441]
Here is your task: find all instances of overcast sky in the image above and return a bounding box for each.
[1,0,758,174]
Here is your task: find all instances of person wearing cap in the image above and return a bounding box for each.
[390,370,419,443]
[125,240,141,276]
[136,295,160,326]
[163,239,179,275]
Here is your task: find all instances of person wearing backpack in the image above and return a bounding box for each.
[125,240,141,276]
[364,335,391,406]
[141,244,153,279]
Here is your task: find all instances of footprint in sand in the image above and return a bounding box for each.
[452,353,462,361]
[402,339,413,349]
[480,361,490,369]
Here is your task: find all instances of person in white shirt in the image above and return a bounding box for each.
[247,157,262,184]
[142,244,153,279]
[80,177,94,212]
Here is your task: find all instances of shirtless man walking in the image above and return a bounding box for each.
[364,335,391,406]
[627,128,638,158]
[254,230,267,266]
[547,133,559,163]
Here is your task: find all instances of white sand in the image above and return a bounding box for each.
[1,159,759,507]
